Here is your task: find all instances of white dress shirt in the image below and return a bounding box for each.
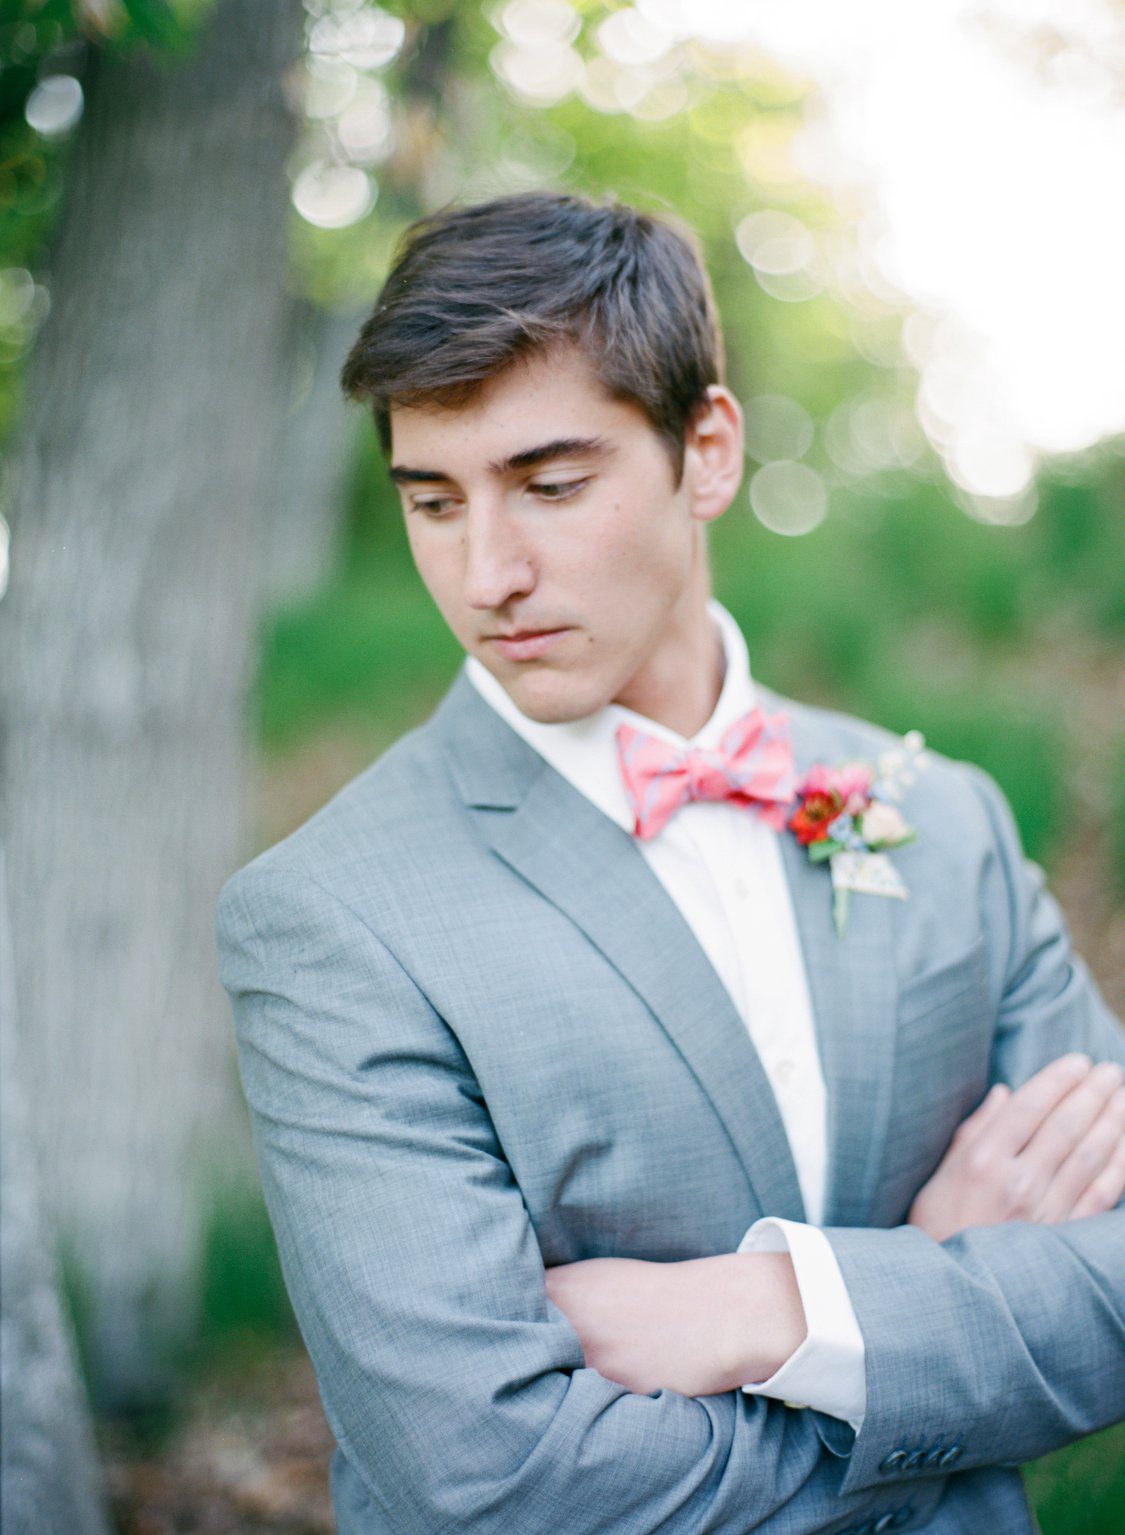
[465,599,866,1427]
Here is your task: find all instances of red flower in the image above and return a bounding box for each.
[789,789,842,845]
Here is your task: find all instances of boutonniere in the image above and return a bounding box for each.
[788,731,925,936]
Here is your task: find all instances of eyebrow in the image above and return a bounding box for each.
[388,436,614,486]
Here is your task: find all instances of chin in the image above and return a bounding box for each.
[506,669,611,725]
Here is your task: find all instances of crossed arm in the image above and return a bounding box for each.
[545,1049,1125,1399]
[549,763,1125,1416]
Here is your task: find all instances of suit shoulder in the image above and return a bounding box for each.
[781,693,904,760]
[218,706,471,921]
[766,688,1008,830]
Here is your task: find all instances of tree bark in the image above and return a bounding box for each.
[0,0,305,1408]
[0,848,110,1535]
[267,299,364,604]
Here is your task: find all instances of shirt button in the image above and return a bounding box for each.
[732,876,749,900]
[774,1058,797,1085]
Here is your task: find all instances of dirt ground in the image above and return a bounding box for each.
[100,1346,335,1535]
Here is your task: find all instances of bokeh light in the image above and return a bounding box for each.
[290,0,1125,516]
[660,0,1125,495]
[497,0,581,49]
[291,162,375,228]
[303,58,358,121]
[24,76,84,138]
[749,460,828,535]
[491,38,583,105]
[597,8,674,67]
[336,80,394,162]
[824,396,922,476]
[308,5,405,69]
[0,267,51,363]
[291,1,406,230]
[735,210,824,304]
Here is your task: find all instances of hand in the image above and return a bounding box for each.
[544,1252,806,1397]
[908,1053,1125,1242]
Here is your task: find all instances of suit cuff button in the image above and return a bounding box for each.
[903,1450,927,1470]
[938,1444,963,1467]
[880,1450,908,1473]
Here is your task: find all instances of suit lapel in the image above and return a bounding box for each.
[775,700,901,1228]
[435,671,807,1224]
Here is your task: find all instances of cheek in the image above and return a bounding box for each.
[408,531,462,615]
[592,510,689,602]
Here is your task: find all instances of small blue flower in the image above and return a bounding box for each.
[827,813,865,851]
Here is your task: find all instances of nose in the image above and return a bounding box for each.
[461,501,536,611]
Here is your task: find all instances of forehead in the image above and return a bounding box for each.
[388,345,649,466]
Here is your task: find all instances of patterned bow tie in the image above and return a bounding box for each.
[616,708,797,841]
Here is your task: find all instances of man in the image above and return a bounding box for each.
[216,192,1125,1534]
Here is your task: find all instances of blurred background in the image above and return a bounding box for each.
[0,1,1122,1530]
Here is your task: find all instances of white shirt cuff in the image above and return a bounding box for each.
[737,1216,866,1430]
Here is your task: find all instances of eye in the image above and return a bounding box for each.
[529,477,590,501]
[410,495,459,518]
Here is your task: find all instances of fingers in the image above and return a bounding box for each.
[981,1053,1093,1160]
[1061,1090,1125,1221]
[1031,1080,1123,1221]
[1020,1059,1125,1194]
[952,1081,1011,1149]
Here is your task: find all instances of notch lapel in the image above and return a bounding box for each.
[435,671,807,1224]
[777,702,902,1228]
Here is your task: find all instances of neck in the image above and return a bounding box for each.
[641,615,725,738]
[614,539,725,738]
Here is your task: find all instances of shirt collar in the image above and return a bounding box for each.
[464,599,757,833]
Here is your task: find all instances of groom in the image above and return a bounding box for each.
[217,192,1125,1534]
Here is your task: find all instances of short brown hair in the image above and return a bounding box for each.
[340,191,724,479]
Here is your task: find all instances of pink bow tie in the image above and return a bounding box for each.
[616,709,797,841]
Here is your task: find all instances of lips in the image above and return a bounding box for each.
[488,627,569,662]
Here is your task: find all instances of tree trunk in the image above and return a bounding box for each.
[0,848,110,1535]
[267,299,364,604]
[0,0,305,1409]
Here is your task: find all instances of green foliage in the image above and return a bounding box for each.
[198,1178,297,1350]
[859,684,1063,866]
[0,0,210,447]
[256,570,461,751]
[710,480,1073,862]
[1112,742,1125,902]
[1026,1425,1125,1535]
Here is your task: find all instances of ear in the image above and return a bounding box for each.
[683,386,744,524]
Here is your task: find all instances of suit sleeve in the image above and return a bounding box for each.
[826,762,1125,1498]
[216,860,883,1535]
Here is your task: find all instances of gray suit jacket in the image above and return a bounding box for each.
[216,667,1125,1535]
